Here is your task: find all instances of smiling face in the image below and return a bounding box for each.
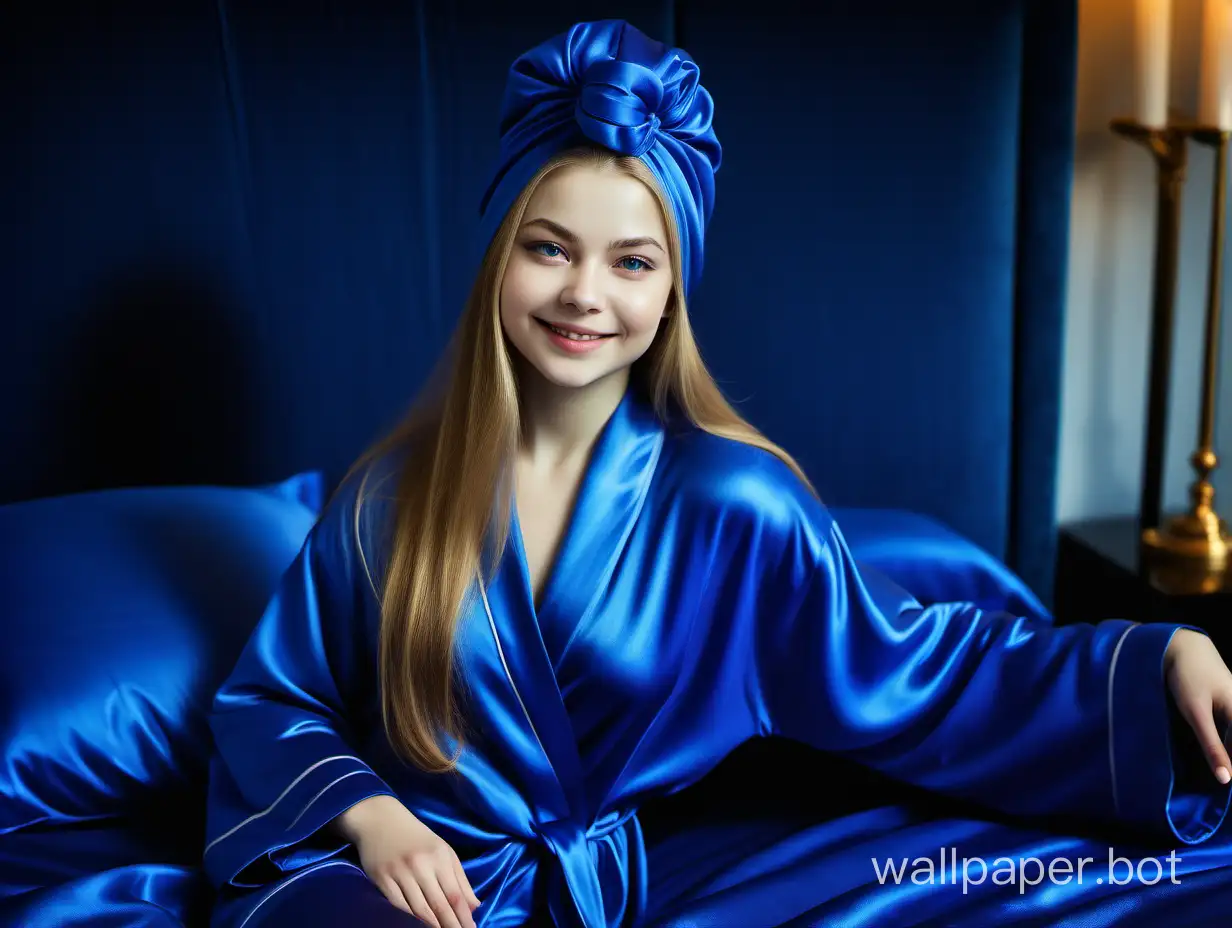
[498,161,675,392]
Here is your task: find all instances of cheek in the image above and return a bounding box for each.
[623,284,672,336]
[500,265,542,320]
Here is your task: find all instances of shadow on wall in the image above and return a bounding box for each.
[36,266,262,500]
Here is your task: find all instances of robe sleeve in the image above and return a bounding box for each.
[751,498,1232,846]
[202,467,398,888]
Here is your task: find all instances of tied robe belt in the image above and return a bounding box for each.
[527,807,642,927]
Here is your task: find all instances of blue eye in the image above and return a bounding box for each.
[618,256,651,273]
[530,242,564,258]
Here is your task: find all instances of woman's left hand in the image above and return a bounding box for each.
[1165,628,1232,785]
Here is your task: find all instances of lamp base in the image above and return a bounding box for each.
[1142,510,1230,572]
[1059,517,1232,644]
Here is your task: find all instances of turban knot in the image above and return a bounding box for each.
[577,59,664,157]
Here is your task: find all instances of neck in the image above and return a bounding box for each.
[517,366,630,471]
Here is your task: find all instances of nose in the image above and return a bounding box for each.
[559,260,605,315]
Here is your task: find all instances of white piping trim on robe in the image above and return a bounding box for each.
[477,572,552,769]
[204,754,368,856]
[286,769,378,832]
[236,858,367,928]
[1107,623,1136,819]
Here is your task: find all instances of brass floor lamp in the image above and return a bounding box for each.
[1112,115,1231,592]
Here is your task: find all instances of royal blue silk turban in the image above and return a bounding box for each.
[477,20,722,297]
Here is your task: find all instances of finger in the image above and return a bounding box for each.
[1182,696,1232,784]
[437,864,477,928]
[453,857,482,910]
[395,874,441,928]
[1213,689,1232,778]
[374,875,417,919]
[415,870,464,928]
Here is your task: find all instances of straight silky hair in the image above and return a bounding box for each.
[345,146,815,773]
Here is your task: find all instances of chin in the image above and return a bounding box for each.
[529,357,615,390]
[513,339,631,390]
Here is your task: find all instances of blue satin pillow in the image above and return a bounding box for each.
[831,507,1052,623]
[0,473,324,841]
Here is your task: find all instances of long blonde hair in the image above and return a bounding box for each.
[346,146,815,773]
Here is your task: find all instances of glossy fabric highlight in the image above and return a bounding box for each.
[0,480,321,827]
[201,388,1232,927]
[831,507,1052,621]
[476,20,721,296]
[0,476,324,925]
[0,862,208,928]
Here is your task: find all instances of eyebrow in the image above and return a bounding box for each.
[521,217,666,255]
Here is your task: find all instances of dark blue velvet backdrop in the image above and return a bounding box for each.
[0,0,1077,601]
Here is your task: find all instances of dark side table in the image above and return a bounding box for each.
[1054,516,1232,657]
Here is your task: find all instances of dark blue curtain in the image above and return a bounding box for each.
[0,0,1078,601]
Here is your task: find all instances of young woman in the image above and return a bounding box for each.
[203,20,1232,928]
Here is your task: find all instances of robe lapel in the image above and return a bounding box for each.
[478,387,665,824]
[536,388,664,647]
[471,544,573,825]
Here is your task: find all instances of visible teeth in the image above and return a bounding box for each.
[547,322,605,341]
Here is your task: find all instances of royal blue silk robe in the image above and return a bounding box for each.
[202,389,1232,927]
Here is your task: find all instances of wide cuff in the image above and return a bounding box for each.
[1110,622,1232,844]
[204,754,396,888]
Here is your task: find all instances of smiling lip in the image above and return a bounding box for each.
[534,317,615,354]
[534,318,612,336]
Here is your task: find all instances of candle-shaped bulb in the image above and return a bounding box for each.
[1134,0,1173,127]
[1198,0,1232,129]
